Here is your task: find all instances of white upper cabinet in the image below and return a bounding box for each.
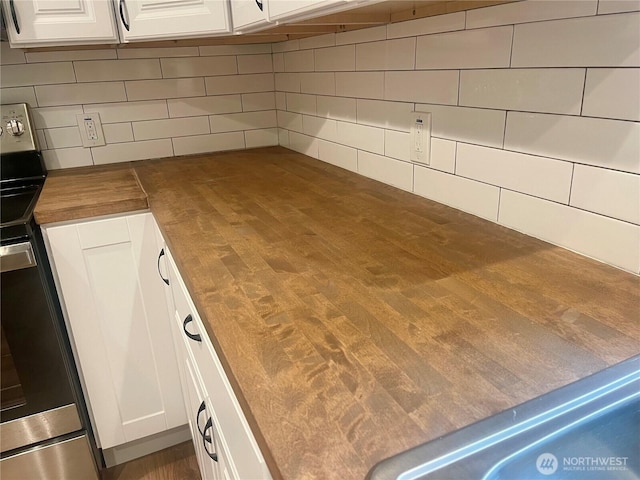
[1,0,119,48]
[230,0,271,33]
[268,0,347,22]
[116,0,232,42]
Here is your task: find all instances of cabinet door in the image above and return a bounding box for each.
[230,0,270,33]
[45,213,185,449]
[117,0,231,42]
[1,0,118,48]
[267,0,345,21]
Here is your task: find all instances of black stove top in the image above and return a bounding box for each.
[0,184,42,245]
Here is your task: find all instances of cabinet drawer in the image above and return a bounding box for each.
[166,250,269,480]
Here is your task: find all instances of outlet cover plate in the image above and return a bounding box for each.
[76,112,106,147]
[410,111,431,165]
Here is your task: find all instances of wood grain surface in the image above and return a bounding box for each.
[37,147,640,480]
[34,166,147,224]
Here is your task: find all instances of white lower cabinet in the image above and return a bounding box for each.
[44,212,186,450]
[165,248,271,480]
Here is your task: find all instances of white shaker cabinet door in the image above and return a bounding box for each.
[1,0,118,47]
[45,212,185,449]
[230,0,271,33]
[267,0,345,22]
[116,0,231,42]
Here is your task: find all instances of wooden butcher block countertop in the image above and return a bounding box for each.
[36,147,640,480]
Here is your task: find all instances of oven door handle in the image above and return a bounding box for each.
[0,242,37,273]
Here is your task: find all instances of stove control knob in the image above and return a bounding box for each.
[6,119,25,136]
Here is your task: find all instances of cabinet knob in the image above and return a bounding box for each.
[9,0,20,34]
[255,0,264,12]
[119,0,130,31]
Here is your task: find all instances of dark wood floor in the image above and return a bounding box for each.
[100,442,200,480]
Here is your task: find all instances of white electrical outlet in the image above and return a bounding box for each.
[410,111,432,165]
[76,113,106,147]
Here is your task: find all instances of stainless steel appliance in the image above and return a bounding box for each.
[0,103,99,479]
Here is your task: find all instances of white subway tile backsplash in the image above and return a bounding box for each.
[459,69,585,115]
[598,0,640,14]
[318,140,358,172]
[126,78,205,101]
[456,143,573,203]
[335,72,384,99]
[242,92,276,111]
[498,190,640,273]
[303,115,338,142]
[271,40,299,54]
[358,151,413,191]
[414,166,500,221]
[570,165,640,225]
[92,139,173,165]
[244,128,279,148]
[284,50,314,72]
[300,73,336,96]
[384,70,458,105]
[277,111,304,133]
[117,47,199,59]
[172,132,245,155]
[133,116,210,141]
[356,38,416,71]
[275,73,301,93]
[1,43,25,64]
[237,54,273,74]
[36,82,127,107]
[416,26,512,69]
[273,53,285,72]
[384,130,410,161]
[466,0,597,29]
[44,127,82,149]
[1,87,37,106]
[161,57,237,78]
[415,104,506,148]
[336,121,384,154]
[316,95,356,122]
[276,92,287,110]
[210,111,277,133]
[168,95,242,117]
[1,62,76,87]
[27,49,117,62]
[289,132,319,157]
[199,44,272,56]
[430,138,456,173]
[286,93,316,115]
[42,147,93,170]
[314,45,355,72]
[505,112,640,174]
[32,106,84,128]
[103,123,134,144]
[357,99,414,131]
[278,128,290,147]
[511,13,640,67]
[75,59,161,82]
[206,73,274,94]
[336,25,386,46]
[84,100,168,123]
[387,12,464,39]
[582,68,640,121]
[299,33,335,50]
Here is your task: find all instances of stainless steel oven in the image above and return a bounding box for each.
[0,103,99,479]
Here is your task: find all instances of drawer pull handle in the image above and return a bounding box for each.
[202,417,218,462]
[255,0,263,11]
[157,249,170,285]
[119,0,130,31]
[9,0,20,34]
[196,401,211,443]
[183,314,201,342]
